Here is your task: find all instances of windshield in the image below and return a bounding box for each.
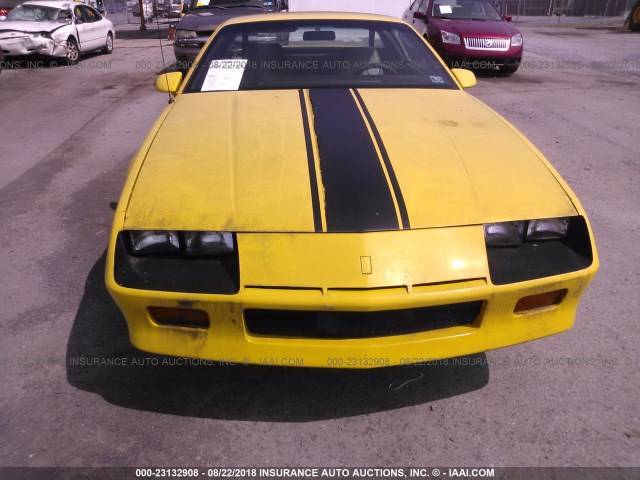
[185,20,457,92]
[5,4,61,21]
[432,0,503,20]
[190,0,269,10]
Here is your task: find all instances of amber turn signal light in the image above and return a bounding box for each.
[514,289,567,313]
[148,306,210,329]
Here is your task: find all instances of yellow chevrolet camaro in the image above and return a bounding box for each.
[106,12,598,368]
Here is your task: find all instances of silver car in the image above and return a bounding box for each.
[0,0,114,64]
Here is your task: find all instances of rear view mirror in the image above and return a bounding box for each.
[303,30,336,41]
[156,71,184,94]
[451,68,476,89]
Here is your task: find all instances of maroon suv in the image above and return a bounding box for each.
[402,0,523,74]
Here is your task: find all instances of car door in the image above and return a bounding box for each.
[408,0,429,36]
[73,5,91,51]
[79,5,104,50]
[402,0,421,22]
[85,5,109,49]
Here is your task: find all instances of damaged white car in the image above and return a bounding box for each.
[0,0,114,64]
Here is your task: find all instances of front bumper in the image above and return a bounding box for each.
[173,38,208,64]
[0,34,68,57]
[432,39,523,68]
[106,224,598,369]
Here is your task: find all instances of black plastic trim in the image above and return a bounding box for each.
[486,216,593,285]
[244,301,483,339]
[114,232,240,294]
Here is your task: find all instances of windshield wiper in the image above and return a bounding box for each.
[228,3,265,7]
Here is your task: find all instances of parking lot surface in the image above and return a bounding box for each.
[0,25,638,469]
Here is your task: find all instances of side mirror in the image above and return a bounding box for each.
[156,71,184,94]
[181,2,188,13]
[75,17,83,24]
[451,68,476,89]
[503,15,512,22]
[413,11,427,19]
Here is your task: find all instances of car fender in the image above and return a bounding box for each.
[118,103,177,221]
[51,23,72,42]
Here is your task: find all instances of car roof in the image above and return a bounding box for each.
[220,11,407,27]
[21,0,74,7]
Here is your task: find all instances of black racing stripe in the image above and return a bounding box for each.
[309,89,399,232]
[353,89,411,229]
[298,90,323,233]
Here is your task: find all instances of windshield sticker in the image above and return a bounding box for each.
[196,0,209,6]
[430,76,445,83]
[201,59,248,92]
[439,5,453,13]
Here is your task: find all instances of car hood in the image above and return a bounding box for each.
[177,7,273,31]
[0,20,61,33]
[124,88,576,233]
[431,18,517,37]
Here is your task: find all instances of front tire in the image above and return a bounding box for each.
[66,37,80,65]
[102,32,114,54]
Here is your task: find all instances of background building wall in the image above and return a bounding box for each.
[288,0,410,18]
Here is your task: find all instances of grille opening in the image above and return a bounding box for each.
[464,37,510,51]
[244,301,483,340]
